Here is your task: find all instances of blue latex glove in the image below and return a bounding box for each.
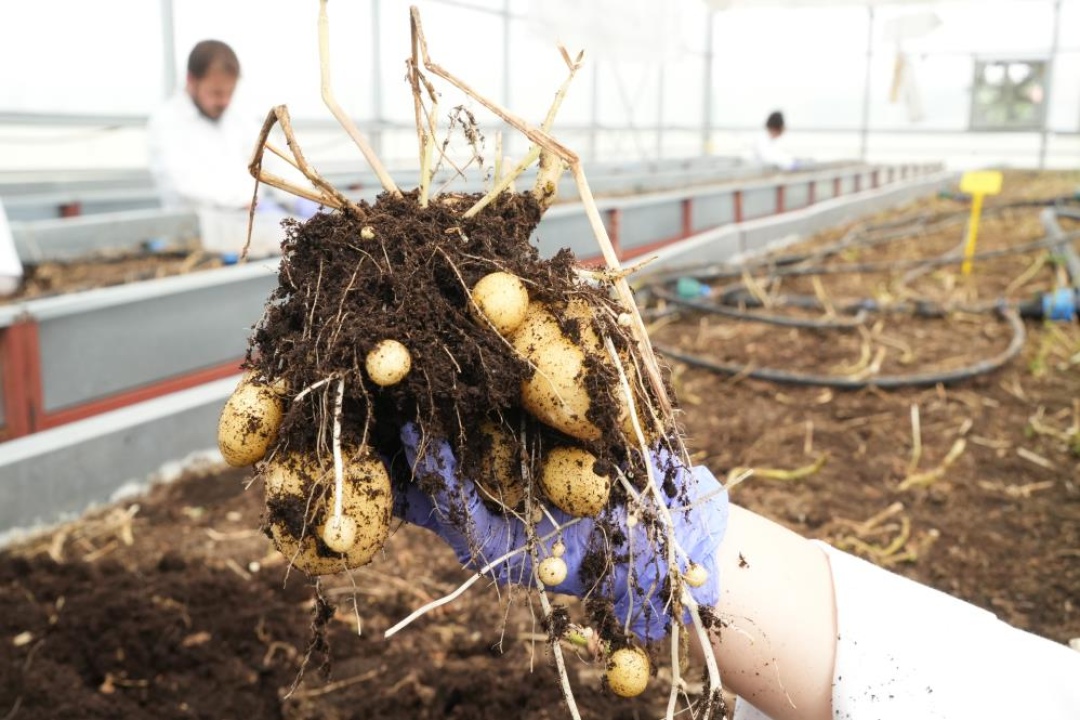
[291,197,322,220]
[394,424,729,643]
[254,197,289,215]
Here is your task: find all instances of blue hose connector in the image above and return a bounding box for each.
[676,277,710,300]
[1042,288,1079,322]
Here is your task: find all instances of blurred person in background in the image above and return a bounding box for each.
[147,40,318,256]
[752,110,798,172]
[148,40,258,212]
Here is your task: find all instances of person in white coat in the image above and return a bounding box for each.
[752,110,798,172]
[147,40,317,256]
[147,40,259,213]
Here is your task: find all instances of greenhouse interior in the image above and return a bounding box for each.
[0,1,1077,719]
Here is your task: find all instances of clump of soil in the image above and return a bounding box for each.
[243,188,682,651]
[247,190,649,469]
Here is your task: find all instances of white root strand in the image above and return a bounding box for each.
[525,507,583,719]
[605,337,723,719]
[533,560,583,720]
[332,377,345,522]
[384,518,582,638]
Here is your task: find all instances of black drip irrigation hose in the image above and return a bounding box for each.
[643,195,1080,286]
[655,309,1026,390]
[650,285,869,329]
[676,230,1080,282]
[642,194,1080,389]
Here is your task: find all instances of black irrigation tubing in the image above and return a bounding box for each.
[688,229,1080,281]
[642,195,1080,286]
[1043,207,1080,285]
[649,285,869,330]
[655,309,1026,390]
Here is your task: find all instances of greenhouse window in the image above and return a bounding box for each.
[969,60,1047,131]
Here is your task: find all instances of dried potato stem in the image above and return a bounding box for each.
[464,46,581,218]
[408,14,440,207]
[493,132,504,187]
[319,0,400,197]
[409,6,676,446]
[248,105,355,213]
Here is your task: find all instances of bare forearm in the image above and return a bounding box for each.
[712,505,836,720]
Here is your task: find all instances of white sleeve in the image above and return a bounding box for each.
[0,199,22,296]
[735,542,1080,720]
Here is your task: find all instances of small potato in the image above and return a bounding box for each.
[537,556,568,586]
[476,421,524,510]
[321,515,359,553]
[218,373,285,467]
[472,271,529,336]
[684,562,708,588]
[606,646,650,698]
[264,452,392,575]
[539,446,610,518]
[365,339,412,386]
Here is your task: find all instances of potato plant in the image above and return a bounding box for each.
[215,4,725,718]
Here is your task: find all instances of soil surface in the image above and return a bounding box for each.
[2,246,228,305]
[1,171,1078,719]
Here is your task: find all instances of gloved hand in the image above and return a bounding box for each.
[393,424,729,643]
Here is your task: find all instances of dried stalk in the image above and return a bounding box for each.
[319,0,400,197]
[249,106,354,210]
[408,11,440,207]
[908,404,922,474]
[465,46,583,218]
[606,337,722,718]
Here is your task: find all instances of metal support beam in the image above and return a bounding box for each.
[502,0,512,109]
[859,5,875,162]
[656,63,666,161]
[1039,0,1063,170]
[589,59,601,163]
[703,10,715,155]
[371,0,385,157]
[160,0,177,98]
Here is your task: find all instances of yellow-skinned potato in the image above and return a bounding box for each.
[606,646,650,698]
[471,271,530,336]
[365,339,412,386]
[217,373,285,467]
[263,452,392,576]
[511,301,601,441]
[476,421,524,510]
[539,446,610,517]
